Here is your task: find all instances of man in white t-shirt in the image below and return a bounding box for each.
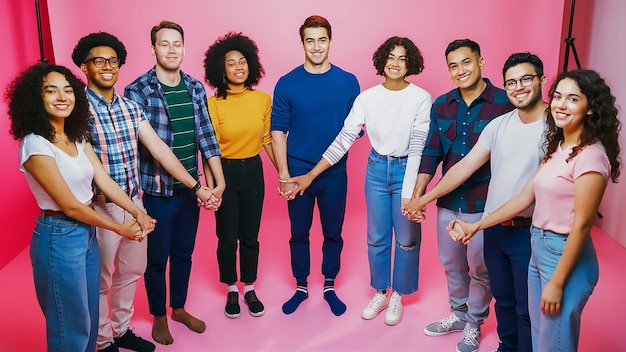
[403,52,547,352]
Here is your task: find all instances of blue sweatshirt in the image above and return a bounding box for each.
[271,64,360,175]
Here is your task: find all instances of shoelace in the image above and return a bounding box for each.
[439,314,459,328]
[387,294,401,314]
[367,293,386,309]
[459,326,480,346]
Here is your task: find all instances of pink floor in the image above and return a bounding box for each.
[2,190,625,351]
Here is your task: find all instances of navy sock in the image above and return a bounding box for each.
[282,286,308,314]
[323,279,346,316]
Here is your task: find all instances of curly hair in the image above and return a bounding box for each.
[372,36,424,77]
[71,32,127,68]
[203,32,264,99]
[544,69,621,182]
[5,64,90,143]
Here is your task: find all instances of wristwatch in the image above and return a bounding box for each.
[191,180,201,191]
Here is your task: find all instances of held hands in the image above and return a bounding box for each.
[446,219,479,245]
[277,176,298,201]
[118,219,145,242]
[134,210,157,238]
[198,186,223,211]
[287,173,315,197]
[401,197,427,223]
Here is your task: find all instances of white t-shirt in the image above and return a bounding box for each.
[19,133,95,210]
[532,143,609,234]
[477,109,546,217]
[322,83,432,198]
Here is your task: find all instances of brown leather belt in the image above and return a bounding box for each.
[42,210,67,217]
[501,217,532,227]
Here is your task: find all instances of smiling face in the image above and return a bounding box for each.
[384,45,408,81]
[550,77,592,136]
[446,46,484,90]
[81,46,118,98]
[504,63,545,110]
[301,27,331,72]
[224,50,249,91]
[152,28,185,71]
[42,71,75,120]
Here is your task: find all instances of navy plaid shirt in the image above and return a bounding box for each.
[87,87,143,199]
[124,67,220,196]
[418,79,514,213]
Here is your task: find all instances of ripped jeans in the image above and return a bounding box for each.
[365,149,422,294]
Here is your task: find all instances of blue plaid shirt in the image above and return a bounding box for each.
[87,87,143,199]
[418,79,514,213]
[124,67,221,196]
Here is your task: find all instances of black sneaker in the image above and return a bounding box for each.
[225,291,241,318]
[99,342,119,352]
[113,329,155,352]
[244,290,265,317]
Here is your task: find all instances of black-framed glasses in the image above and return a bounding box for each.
[503,74,539,91]
[84,57,120,68]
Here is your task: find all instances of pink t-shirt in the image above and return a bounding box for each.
[532,143,610,234]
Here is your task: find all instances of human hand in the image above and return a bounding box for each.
[277,180,298,201]
[118,219,145,242]
[401,197,427,222]
[195,186,214,206]
[540,280,563,315]
[134,211,156,237]
[450,219,479,245]
[288,173,315,196]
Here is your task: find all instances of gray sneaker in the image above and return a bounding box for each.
[456,323,480,352]
[424,313,466,336]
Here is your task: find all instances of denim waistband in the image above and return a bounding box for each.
[530,225,568,236]
[369,149,407,161]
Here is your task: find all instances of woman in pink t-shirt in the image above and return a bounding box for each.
[452,69,620,351]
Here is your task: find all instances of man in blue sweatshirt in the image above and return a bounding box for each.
[270,15,360,316]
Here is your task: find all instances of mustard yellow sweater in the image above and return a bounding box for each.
[208,88,272,159]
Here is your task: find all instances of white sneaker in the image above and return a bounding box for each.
[384,291,403,326]
[361,291,389,320]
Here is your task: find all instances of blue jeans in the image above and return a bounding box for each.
[528,226,598,352]
[144,188,200,316]
[287,169,347,282]
[30,213,100,352]
[437,207,491,327]
[484,225,532,352]
[365,150,421,294]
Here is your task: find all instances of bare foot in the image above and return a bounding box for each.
[172,308,206,333]
[152,315,174,345]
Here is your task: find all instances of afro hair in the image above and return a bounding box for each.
[71,32,127,68]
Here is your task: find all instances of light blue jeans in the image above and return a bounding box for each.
[365,150,421,294]
[30,213,100,352]
[437,207,491,327]
[528,226,598,352]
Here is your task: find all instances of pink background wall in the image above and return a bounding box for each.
[2,0,583,268]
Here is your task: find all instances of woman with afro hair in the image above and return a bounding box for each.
[453,70,621,351]
[288,36,432,326]
[203,32,276,319]
[6,63,154,351]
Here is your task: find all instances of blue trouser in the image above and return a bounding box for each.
[437,207,492,327]
[484,225,532,352]
[144,188,200,316]
[215,155,265,284]
[287,169,347,282]
[31,213,100,352]
[528,226,598,352]
[365,150,421,294]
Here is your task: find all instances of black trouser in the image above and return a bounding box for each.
[215,155,265,284]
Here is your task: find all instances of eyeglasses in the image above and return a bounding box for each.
[84,57,120,68]
[503,74,538,91]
